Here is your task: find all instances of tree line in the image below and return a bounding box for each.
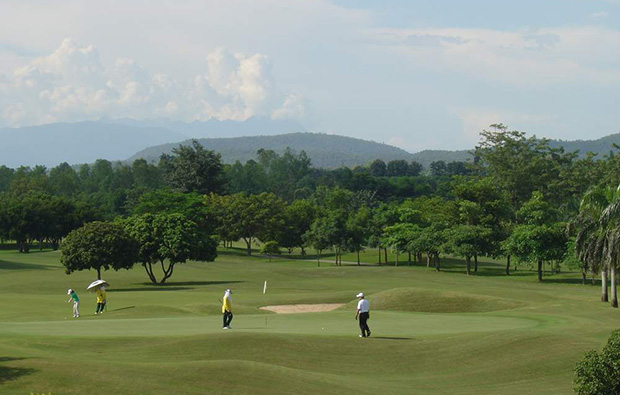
[1,124,619,307]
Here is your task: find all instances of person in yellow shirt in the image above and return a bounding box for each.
[222,289,233,329]
[95,285,107,314]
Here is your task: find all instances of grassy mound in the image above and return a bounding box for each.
[359,288,523,313]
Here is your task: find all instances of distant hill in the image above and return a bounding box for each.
[0,122,186,168]
[549,133,620,158]
[129,133,415,168]
[0,118,306,168]
[102,116,306,139]
[410,150,472,169]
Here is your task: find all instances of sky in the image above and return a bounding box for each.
[0,0,619,152]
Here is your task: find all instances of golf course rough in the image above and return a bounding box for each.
[0,247,617,394]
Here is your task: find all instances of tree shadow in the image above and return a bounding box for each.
[0,260,53,271]
[110,306,135,312]
[372,337,413,341]
[0,357,36,384]
[109,280,246,292]
[108,287,193,292]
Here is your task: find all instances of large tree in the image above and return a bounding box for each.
[61,221,138,279]
[575,185,620,307]
[159,140,224,194]
[122,213,217,284]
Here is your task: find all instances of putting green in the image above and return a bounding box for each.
[0,311,537,337]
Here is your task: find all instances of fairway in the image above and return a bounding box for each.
[0,247,618,394]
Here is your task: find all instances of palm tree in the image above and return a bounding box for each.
[576,186,620,308]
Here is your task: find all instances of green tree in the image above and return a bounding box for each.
[260,241,281,262]
[574,329,620,394]
[278,199,316,254]
[61,221,138,279]
[122,213,217,284]
[160,140,224,194]
[575,185,620,307]
[503,192,567,282]
[49,163,81,197]
[369,159,387,177]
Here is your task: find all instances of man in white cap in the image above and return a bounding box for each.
[355,292,371,337]
[222,289,233,329]
[66,289,80,318]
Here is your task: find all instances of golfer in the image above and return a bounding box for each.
[355,292,371,337]
[222,289,233,329]
[66,289,80,318]
[95,285,107,314]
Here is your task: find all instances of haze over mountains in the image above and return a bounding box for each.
[0,119,618,169]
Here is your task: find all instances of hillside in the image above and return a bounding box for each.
[129,133,415,168]
[0,122,187,168]
[0,118,306,168]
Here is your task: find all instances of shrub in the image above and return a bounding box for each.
[574,330,620,394]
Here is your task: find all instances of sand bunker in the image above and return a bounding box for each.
[260,303,344,314]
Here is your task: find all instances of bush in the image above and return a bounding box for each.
[574,329,620,394]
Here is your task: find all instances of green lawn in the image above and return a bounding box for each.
[0,246,617,394]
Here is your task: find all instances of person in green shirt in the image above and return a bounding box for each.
[66,289,80,318]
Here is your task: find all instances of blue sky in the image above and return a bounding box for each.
[0,0,618,152]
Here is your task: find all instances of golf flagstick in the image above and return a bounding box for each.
[263,280,267,327]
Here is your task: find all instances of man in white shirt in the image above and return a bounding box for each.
[355,292,371,338]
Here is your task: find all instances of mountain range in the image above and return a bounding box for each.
[0,119,618,169]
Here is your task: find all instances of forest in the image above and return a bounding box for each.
[1,124,619,306]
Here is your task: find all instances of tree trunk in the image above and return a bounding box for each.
[537,260,543,282]
[357,250,360,265]
[408,252,412,265]
[506,255,511,275]
[159,261,175,284]
[144,263,157,284]
[474,254,478,272]
[434,254,440,272]
[581,269,586,285]
[426,255,430,268]
[97,266,101,280]
[601,268,609,302]
[395,252,399,267]
[384,248,388,265]
[317,250,321,267]
[418,252,423,263]
[465,256,471,276]
[244,237,252,255]
[611,265,618,308]
[378,249,381,265]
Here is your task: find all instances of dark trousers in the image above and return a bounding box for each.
[96,301,106,313]
[359,312,370,337]
[223,310,233,327]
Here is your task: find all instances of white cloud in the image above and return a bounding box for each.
[590,11,610,18]
[0,39,303,127]
[368,26,620,87]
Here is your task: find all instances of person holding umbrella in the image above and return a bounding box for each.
[87,280,110,315]
[66,289,80,318]
[221,289,233,329]
[95,284,107,314]
[355,292,371,338]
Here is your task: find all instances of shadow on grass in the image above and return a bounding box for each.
[0,260,53,271]
[373,337,413,341]
[109,287,193,292]
[109,280,246,292]
[0,357,36,384]
[110,306,135,312]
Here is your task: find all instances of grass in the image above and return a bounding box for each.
[0,245,617,394]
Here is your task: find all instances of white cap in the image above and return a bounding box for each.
[225,289,232,294]
[356,292,364,298]
[67,289,73,295]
